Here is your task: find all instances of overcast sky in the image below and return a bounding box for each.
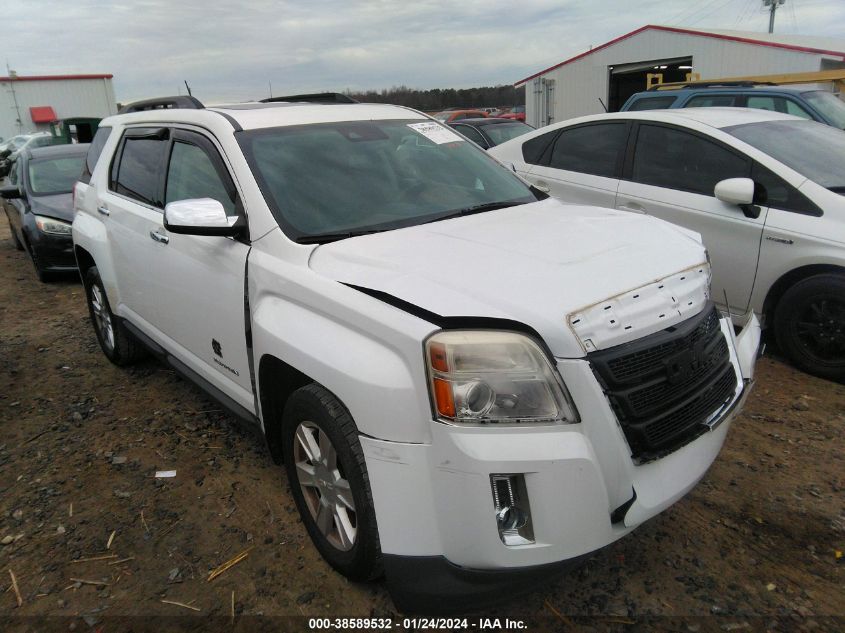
[5,0,844,104]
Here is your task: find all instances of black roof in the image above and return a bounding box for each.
[26,143,89,160]
[448,117,525,126]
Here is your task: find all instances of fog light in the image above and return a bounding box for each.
[491,474,534,546]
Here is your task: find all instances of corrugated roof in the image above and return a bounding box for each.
[515,25,845,86]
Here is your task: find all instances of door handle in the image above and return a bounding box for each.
[149,230,169,244]
[533,180,551,193]
[97,205,110,216]
[617,202,646,214]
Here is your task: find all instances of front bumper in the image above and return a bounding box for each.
[26,227,76,271]
[362,313,760,612]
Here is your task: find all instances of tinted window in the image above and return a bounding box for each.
[631,125,749,195]
[522,130,557,165]
[452,125,487,147]
[481,122,533,146]
[112,131,168,207]
[751,162,820,216]
[685,94,739,107]
[627,96,677,111]
[548,123,627,178]
[165,141,236,215]
[747,95,811,119]
[80,126,111,184]
[28,155,86,195]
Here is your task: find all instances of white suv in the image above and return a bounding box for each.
[489,108,845,382]
[72,95,759,612]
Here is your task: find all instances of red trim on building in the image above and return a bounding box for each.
[30,106,58,123]
[0,74,113,82]
[515,25,845,86]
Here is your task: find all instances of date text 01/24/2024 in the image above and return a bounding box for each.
[308,618,528,630]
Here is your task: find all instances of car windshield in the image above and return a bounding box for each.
[801,90,845,130]
[726,119,845,191]
[239,119,536,242]
[480,121,534,146]
[28,155,85,195]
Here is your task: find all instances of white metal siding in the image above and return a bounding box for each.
[524,30,834,127]
[0,78,117,140]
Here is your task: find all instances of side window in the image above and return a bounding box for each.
[79,126,112,184]
[111,130,169,208]
[746,95,812,120]
[453,125,487,147]
[626,96,677,111]
[631,124,749,196]
[784,100,813,120]
[165,139,236,215]
[548,123,627,178]
[751,162,821,216]
[522,130,558,165]
[685,94,739,107]
[9,160,19,185]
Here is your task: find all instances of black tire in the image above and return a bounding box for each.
[83,266,146,366]
[25,237,53,282]
[8,219,23,251]
[774,273,845,382]
[281,383,382,581]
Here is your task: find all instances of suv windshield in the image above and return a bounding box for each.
[802,90,845,130]
[726,119,845,191]
[28,155,86,196]
[240,119,536,242]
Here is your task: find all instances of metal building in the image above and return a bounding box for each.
[517,25,845,128]
[0,74,117,141]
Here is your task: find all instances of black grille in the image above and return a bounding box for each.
[589,303,737,461]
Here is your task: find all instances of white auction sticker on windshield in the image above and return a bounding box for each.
[407,122,464,144]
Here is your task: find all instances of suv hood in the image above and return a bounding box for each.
[309,198,708,357]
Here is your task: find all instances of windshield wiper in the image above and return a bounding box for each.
[424,200,524,225]
[295,229,386,244]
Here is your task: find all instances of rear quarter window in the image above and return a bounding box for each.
[79,126,112,184]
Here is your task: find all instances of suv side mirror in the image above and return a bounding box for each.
[0,185,21,199]
[163,198,244,237]
[714,178,754,206]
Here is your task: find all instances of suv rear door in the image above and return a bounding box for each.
[616,122,763,316]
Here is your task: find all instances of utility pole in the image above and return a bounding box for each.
[763,0,785,34]
[6,61,23,134]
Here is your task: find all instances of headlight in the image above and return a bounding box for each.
[425,330,579,426]
[35,215,72,235]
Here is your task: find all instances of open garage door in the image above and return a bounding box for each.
[607,57,692,111]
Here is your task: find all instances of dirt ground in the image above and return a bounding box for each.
[0,220,843,632]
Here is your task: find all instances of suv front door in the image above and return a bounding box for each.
[153,128,254,410]
[616,123,763,316]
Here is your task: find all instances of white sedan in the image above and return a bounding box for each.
[490,108,845,381]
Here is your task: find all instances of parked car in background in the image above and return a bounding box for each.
[490,107,845,381]
[72,95,757,611]
[448,117,534,149]
[1,144,88,281]
[621,83,845,130]
[432,109,489,123]
[0,133,56,178]
[0,134,32,154]
[500,105,526,122]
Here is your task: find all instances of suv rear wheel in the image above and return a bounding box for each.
[774,273,845,382]
[281,383,382,581]
[84,266,146,366]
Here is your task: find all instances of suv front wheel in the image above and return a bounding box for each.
[281,383,382,581]
[774,273,845,382]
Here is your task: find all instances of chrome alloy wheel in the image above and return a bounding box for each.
[293,421,357,551]
[90,285,115,352]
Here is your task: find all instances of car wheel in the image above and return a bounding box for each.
[84,266,146,366]
[8,219,23,251]
[774,273,845,382]
[281,383,382,581]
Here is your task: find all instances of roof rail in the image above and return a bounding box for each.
[259,92,358,104]
[119,95,205,114]
[649,80,777,91]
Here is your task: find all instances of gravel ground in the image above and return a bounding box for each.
[0,220,842,632]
